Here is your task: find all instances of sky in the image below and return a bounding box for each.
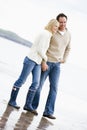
[0,0,87,69]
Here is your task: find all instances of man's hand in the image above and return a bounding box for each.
[60,59,66,63]
[41,62,48,71]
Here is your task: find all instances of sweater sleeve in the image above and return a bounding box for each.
[63,36,71,62]
[36,31,52,62]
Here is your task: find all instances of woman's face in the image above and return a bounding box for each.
[51,23,58,33]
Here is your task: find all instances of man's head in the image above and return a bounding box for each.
[56,13,67,31]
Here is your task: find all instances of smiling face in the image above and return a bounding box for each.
[58,17,67,31]
[45,19,59,34]
[51,22,58,34]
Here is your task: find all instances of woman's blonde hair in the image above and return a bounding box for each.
[45,19,58,33]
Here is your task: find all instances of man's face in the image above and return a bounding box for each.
[58,17,67,31]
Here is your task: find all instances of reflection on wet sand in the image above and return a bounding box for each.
[0,104,54,130]
[36,117,53,130]
[0,105,14,129]
[14,111,35,130]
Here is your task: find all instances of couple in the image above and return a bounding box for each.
[8,13,71,119]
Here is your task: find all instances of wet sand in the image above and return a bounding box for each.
[0,62,87,130]
[0,62,57,130]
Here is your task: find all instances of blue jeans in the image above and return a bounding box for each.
[14,56,41,91]
[32,61,60,115]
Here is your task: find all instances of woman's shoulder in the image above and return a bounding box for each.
[40,29,52,37]
[34,29,52,41]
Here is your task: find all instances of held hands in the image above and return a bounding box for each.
[41,62,48,71]
[41,59,65,72]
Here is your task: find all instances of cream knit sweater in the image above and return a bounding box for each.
[27,30,52,64]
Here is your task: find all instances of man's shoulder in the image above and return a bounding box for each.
[66,28,71,35]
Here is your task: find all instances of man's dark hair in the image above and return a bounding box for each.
[56,13,67,21]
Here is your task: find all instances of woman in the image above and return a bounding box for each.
[8,19,58,115]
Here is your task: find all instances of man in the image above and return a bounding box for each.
[32,13,71,119]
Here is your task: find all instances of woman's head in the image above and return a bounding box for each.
[45,19,58,34]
